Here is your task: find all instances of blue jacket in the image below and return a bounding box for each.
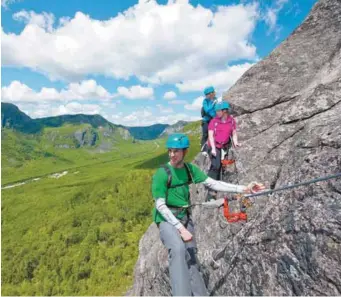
[202,98,217,122]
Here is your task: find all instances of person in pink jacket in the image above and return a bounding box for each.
[207,101,240,200]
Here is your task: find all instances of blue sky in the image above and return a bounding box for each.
[1,0,318,126]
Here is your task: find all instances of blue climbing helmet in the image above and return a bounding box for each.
[215,101,230,111]
[204,86,215,95]
[166,133,190,149]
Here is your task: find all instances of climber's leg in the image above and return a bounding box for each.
[185,218,209,296]
[159,221,192,296]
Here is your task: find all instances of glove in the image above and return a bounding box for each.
[202,198,225,209]
[245,182,266,194]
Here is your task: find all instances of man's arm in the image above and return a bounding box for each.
[155,198,193,242]
[202,177,247,193]
[152,168,184,229]
[155,198,184,230]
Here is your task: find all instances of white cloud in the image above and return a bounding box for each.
[265,9,277,31]
[51,102,102,116]
[263,0,289,34]
[1,80,114,102]
[2,2,259,83]
[156,104,174,113]
[117,85,154,100]
[108,112,124,123]
[276,0,290,7]
[161,108,174,114]
[13,10,55,32]
[1,0,19,8]
[115,110,199,126]
[177,63,254,93]
[102,101,115,107]
[168,100,187,105]
[184,96,204,111]
[18,101,102,118]
[163,91,177,100]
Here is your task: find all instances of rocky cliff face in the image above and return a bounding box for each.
[74,127,98,147]
[118,127,132,141]
[160,121,189,136]
[130,0,341,295]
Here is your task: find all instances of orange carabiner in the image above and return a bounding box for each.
[221,159,235,166]
[223,198,247,223]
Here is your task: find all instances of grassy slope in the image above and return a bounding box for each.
[1,122,201,296]
[2,166,155,295]
[2,125,146,185]
[1,140,166,295]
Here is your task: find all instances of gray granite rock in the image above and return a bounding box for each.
[129,0,341,295]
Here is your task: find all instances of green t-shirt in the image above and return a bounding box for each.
[151,162,208,224]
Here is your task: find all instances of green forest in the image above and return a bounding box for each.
[1,122,201,295]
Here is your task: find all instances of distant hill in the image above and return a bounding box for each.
[1,102,198,171]
[1,102,133,158]
[1,102,194,140]
[1,102,116,132]
[124,121,190,140]
[1,102,42,133]
[36,113,113,129]
[124,124,168,140]
[160,120,189,136]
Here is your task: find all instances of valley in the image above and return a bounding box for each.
[1,103,200,295]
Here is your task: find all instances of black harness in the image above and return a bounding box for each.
[161,163,193,226]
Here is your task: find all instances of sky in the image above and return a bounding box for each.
[1,0,318,127]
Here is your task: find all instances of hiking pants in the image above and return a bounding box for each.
[201,121,209,150]
[208,147,222,180]
[159,217,208,296]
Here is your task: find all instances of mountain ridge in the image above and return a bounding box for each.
[1,102,191,140]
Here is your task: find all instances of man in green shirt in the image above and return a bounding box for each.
[151,133,265,296]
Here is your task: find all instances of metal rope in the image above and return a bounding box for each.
[244,172,341,199]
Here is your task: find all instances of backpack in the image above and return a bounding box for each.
[161,163,193,207]
[201,98,217,119]
[201,106,207,118]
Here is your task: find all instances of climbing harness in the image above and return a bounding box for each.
[220,136,239,181]
[220,136,242,221]
[223,197,247,222]
[153,163,194,222]
[221,159,235,166]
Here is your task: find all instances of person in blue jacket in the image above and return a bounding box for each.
[201,86,217,152]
